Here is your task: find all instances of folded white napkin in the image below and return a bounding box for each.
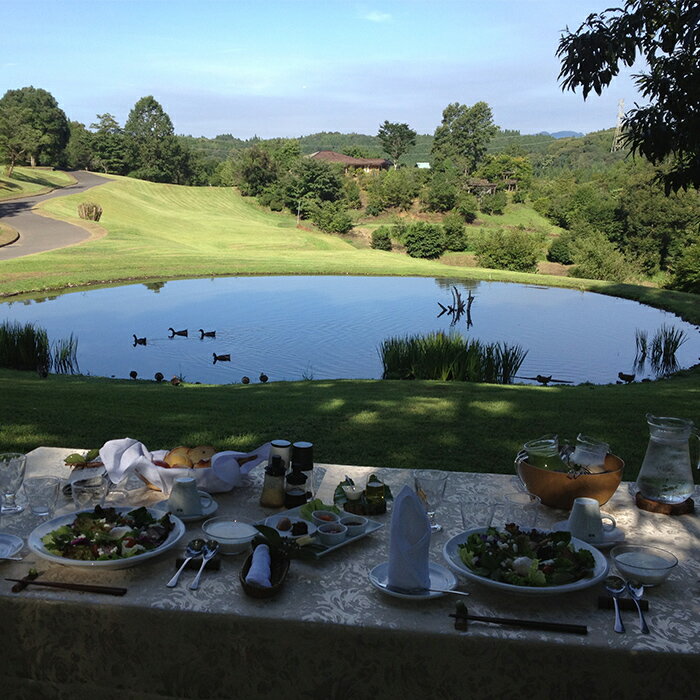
[99,438,270,495]
[387,485,431,591]
[245,544,272,588]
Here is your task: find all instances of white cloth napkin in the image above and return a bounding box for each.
[387,485,431,591]
[99,438,269,495]
[245,544,272,588]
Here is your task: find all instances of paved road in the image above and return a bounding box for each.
[0,170,110,260]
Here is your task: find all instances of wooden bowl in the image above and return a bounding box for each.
[239,547,290,599]
[515,453,624,510]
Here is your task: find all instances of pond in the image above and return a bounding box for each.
[2,276,699,385]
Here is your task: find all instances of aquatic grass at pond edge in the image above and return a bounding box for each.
[0,320,78,374]
[380,331,527,383]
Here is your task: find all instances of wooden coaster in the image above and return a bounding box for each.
[635,492,694,515]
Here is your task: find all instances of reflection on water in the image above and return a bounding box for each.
[1,276,698,386]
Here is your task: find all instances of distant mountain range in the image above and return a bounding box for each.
[538,130,585,139]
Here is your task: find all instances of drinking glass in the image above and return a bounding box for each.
[72,475,110,510]
[414,469,448,532]
[0,453,27,515]
[311,467,328,502]
[23,476,60,516]
[490,491,541,529]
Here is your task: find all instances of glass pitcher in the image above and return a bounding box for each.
[635,414,699,504]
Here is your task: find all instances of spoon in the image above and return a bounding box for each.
[627,580,650,634]
[166,538,204,588]
[188,540,219,591]
[605,575,626,633]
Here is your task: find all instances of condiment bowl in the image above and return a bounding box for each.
[202,516,257,555]
[311,510,339,526]
[611,544,678,586]
[340,515,367,537]
[317,522,347,546]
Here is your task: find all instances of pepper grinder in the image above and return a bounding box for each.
[284,465,309,508]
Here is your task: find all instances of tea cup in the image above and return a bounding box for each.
[567,497,616,543]
[167,477,212,518]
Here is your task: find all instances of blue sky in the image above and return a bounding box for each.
[1,0,641,138]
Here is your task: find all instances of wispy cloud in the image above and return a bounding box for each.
[362,10,392,23]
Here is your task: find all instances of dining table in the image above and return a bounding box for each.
[1,446,698,700]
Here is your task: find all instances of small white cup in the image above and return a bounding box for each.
[167,477,211,518]
[567,497,616,543]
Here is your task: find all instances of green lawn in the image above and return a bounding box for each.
[0,167,75,200]
[2,366,698,479]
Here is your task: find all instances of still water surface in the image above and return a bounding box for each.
[2,276,698,385]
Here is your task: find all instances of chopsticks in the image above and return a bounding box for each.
[6,578,127,596]
[451,603,587,635]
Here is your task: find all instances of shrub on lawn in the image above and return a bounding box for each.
[311,201,354,234]
[442,212,467,251]
[480,190,507,215]
[473,228,540,272]
[371,226,392,251]
[77,202,102,221]
[403,222,446,259]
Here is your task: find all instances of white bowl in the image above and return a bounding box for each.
[340,515,367,537]
[611,544,678,585]
[202,517,257,555]
[311,510,339,526]
[317,522,347,546]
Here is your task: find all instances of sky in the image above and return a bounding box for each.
[1,0,643,139]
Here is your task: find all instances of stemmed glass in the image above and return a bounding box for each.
[0,453,27,515]
[413,469,448,532]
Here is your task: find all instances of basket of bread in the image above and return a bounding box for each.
[99,437,269,495]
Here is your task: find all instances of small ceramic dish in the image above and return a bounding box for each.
[317,522,347,546]
[311,510,339,526]
[611,544,678,586]
[340,515,368,537]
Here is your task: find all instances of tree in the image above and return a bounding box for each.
[64,121,95,170]
[431,102,498,176]
[557,0,700,192]
[233,145,278,196]
[377,121,417,168]
[0,86,69,173]
[90,113,128,174]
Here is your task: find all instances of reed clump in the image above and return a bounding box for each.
[0,320,79,374]
[77,202,103,221]
[379,331,527,384]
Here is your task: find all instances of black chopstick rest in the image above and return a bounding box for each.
[598,595,649,611]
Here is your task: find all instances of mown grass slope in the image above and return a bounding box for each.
[0,167,75,200]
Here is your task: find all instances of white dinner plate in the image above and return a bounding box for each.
[0,533,23,558]
[369,561,457,600]
[27,507,185,569]
[552,520,625,550]
[443,527,608,596]
[152,492,218,522]
[264,513,318,538]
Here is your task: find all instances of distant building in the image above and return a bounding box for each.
[466,178,498,195]
[307,150,392,172]
[415,162,431,169]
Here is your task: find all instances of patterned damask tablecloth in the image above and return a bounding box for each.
[1,447,698,700]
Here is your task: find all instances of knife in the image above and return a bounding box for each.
[6,578,127,596]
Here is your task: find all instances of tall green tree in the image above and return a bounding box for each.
[0,86,69,173]
[431,102,498,176]
[90,113,128,175]
[377,121,417,168]
[557,0,700,192]
[64,121,95,170]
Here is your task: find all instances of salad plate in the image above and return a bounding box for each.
[369,562,457,600]
[27,507,185,569]
[443,527,608,596]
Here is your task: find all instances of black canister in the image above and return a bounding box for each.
[291,441,314,472]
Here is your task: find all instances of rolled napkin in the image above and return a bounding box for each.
[387,485,431,592]
[245,544,272,588]
[99,438,269,495]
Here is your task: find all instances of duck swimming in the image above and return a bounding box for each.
[133,335,147,346]
[213,353,231,364]
[168,328,188,337]
[199,329,216,338]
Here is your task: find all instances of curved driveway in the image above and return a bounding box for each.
[0,170,110,260]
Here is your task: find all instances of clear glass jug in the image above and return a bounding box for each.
[635,414,699,504]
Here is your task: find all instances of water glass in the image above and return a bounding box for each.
[490,491,541,529]
[23,476,60,516]
[414,469,448,532]
[72,475,110,510]
[311,467,328,502]
[459,497,492,531]
[0,453,27,515]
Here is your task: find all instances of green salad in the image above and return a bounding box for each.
[458,524,596,587]
[41,506,175,561]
